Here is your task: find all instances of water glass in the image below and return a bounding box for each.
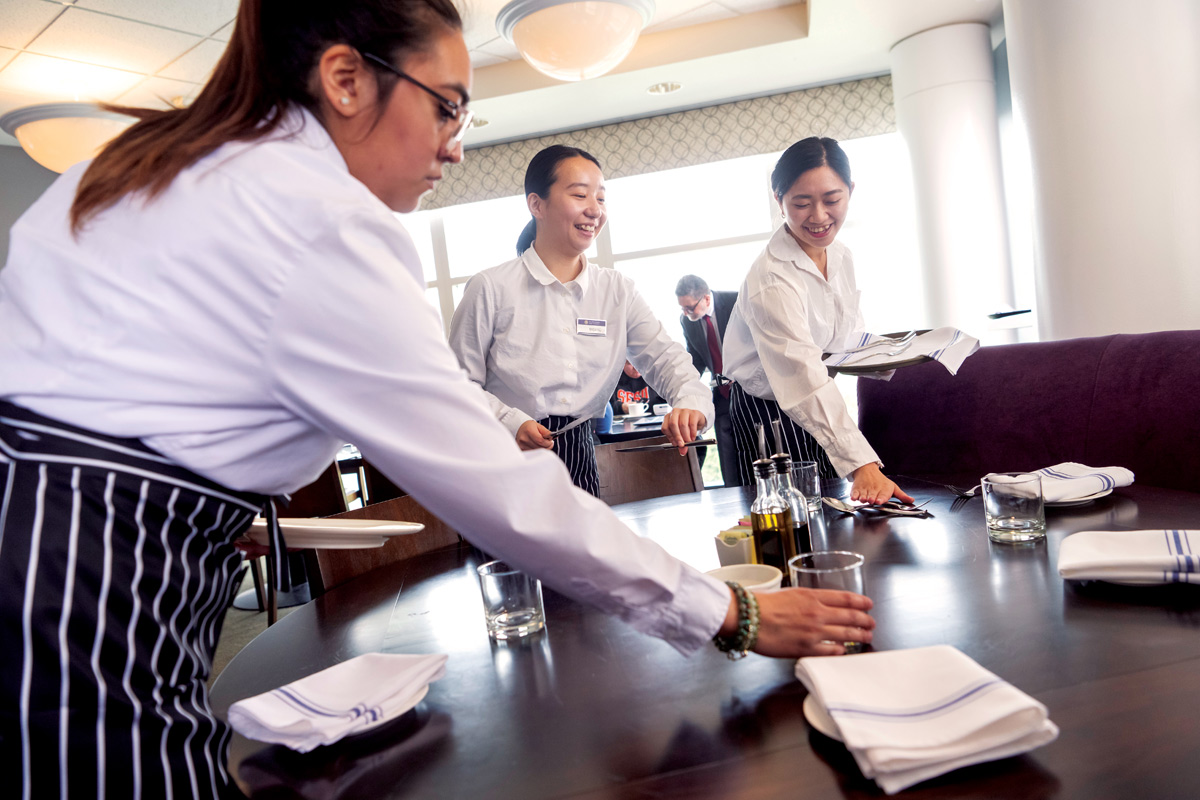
[788,551,867,653]
[792,461,822,515]
[981,472,1046,543]
[476,560,545,639]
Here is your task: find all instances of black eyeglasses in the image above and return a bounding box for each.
[681,297,705,315]
[362,52,473,145]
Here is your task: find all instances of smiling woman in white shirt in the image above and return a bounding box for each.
[0,7,874,797]
[448,145,715,495]
[722,138,913,505]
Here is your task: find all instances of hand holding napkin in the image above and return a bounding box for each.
[1058,529,1200,584]
[1033,462,1134,503]
[795,645,1058,794]
[823,327,980,376]
[228,653,448,752]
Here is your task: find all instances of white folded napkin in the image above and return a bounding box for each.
[795,645,1058,794]
[823,327,980,376]
[1032,462,1134,502]
[1058,529,1200,583]
[227,653,448,752]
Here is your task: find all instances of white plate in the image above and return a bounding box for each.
[247,518,425,550]
[803,694,843,741]
[1045,488,1113,507]
[343,684,429,739]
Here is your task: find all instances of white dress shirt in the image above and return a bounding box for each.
[722,225,880,476]
[0,108,729,654]
[448,248,714,435]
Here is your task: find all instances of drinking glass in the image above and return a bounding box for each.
[788,551,867,653]
[792,461,822,516]
[981,473,1046,543]
[476,560,545,639]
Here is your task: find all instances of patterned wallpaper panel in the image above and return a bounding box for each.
[425,75,894,210]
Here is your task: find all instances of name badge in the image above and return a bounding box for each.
[576,318,607,337]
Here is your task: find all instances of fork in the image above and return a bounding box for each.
[837,340,915,366]
[946,484,980,498]
[837,331,917,356]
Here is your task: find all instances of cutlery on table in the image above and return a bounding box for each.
[822,497,933,517]
[946,484,980,498]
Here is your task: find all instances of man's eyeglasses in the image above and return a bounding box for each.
[681,297,706,315]
[362,52,473,146]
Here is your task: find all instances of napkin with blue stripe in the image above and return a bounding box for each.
[228,653,448,752]
[795,645,1058,794]
[1033,462,1134,503]
[1058,529,1200,584]
[822,327,980,375]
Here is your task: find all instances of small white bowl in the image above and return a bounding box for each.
[705,563,783,593]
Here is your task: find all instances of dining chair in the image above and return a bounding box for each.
[594,435,704,506]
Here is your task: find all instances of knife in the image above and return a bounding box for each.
[548,416,591,439]
[617,439,716,452]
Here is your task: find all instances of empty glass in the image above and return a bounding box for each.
[476,561,545,639]
[788,551,868,653]
[792,461,823,516]
[982,473,1046,543]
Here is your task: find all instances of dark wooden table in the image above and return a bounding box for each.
[210,481,1200,799]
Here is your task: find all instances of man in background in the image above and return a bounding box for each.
[676,275,739,486]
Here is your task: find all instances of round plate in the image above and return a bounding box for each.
[343,684,429,739]
[1045,488,1114,507]
[247,518,425,550]
[803,695,843,741]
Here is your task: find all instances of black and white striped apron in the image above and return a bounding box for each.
[729,383,837,487]
[0,400,268,799]
[541,415,599,497]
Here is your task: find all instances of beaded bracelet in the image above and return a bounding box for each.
[712,580,760,660]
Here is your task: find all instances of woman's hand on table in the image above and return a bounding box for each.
[662,408,707,453]
[516,420,554,451]
[719,587,875,657]
[850,462,913,504]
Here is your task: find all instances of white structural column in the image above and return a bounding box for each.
[1002,0,1200,340]
[890,23,1013,338]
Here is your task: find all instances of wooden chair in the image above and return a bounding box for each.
[595,435,704,506]
[304,494,463,596]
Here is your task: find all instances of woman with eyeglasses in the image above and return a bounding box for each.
[448,145,714,495]
[722,137,913,505]
[0,5,873,797]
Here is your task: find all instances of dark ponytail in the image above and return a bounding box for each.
[516,144,602,255]
[770,137,852,201]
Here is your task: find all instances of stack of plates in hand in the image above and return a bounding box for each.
[247,518,424,549]
[228,653,448,752]
[1058,529,1200,585]
[795,645,1058,794]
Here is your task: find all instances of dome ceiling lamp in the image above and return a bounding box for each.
[0,102,135,173]
[496,0,656,82]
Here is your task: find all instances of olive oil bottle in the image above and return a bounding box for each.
[771,453,812,556]
[750,459,797,576]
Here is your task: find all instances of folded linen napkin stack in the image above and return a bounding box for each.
[1058,529,1200,584]
[228,653,448,752]
[795,645,1058,794]
[1033,463,1134,503]
[823,327,980,376]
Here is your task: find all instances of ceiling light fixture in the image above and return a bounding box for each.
[497,0,655,82]
[647,81,681,95]
[0,102,135,173]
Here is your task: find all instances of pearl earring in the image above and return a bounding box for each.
[340,96,350,106]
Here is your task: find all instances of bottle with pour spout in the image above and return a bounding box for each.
[750,458,796,578]
[770,451,812,557]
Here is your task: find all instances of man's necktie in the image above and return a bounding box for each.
[704,314,730,398]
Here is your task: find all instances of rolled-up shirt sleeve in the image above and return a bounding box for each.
[448,272,533,436]
[742,279,879,477]
[624,289,715,428]
[265,209,731,654]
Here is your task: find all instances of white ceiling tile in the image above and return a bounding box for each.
[156,38,227,83]
[211,21,234,42]
[0,0,67,49]
[0,47,17,71]
[725,0,798,14]
[115,75,200,110]
[73,0,239,36]
[647,0,714,28]
[474,37,520,61]
[26,7,201,74]
[0,51,143,102]
[460,0,505,49]
[646,2,738,34]
[469,51,508,69]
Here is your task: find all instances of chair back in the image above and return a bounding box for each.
[595,436,703,506]
[284,462,349,517]
[307,495,461,595]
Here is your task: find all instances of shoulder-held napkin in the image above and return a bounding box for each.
[795,645,1058,794]
[228,653,448,752]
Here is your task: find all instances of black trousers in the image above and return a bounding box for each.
[728,384,837,487]
[540,415,599,497]
[0,401,262,799]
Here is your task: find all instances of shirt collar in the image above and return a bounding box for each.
[520,246,591,295]
[271,106,351,174]
[767,223,832,279]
